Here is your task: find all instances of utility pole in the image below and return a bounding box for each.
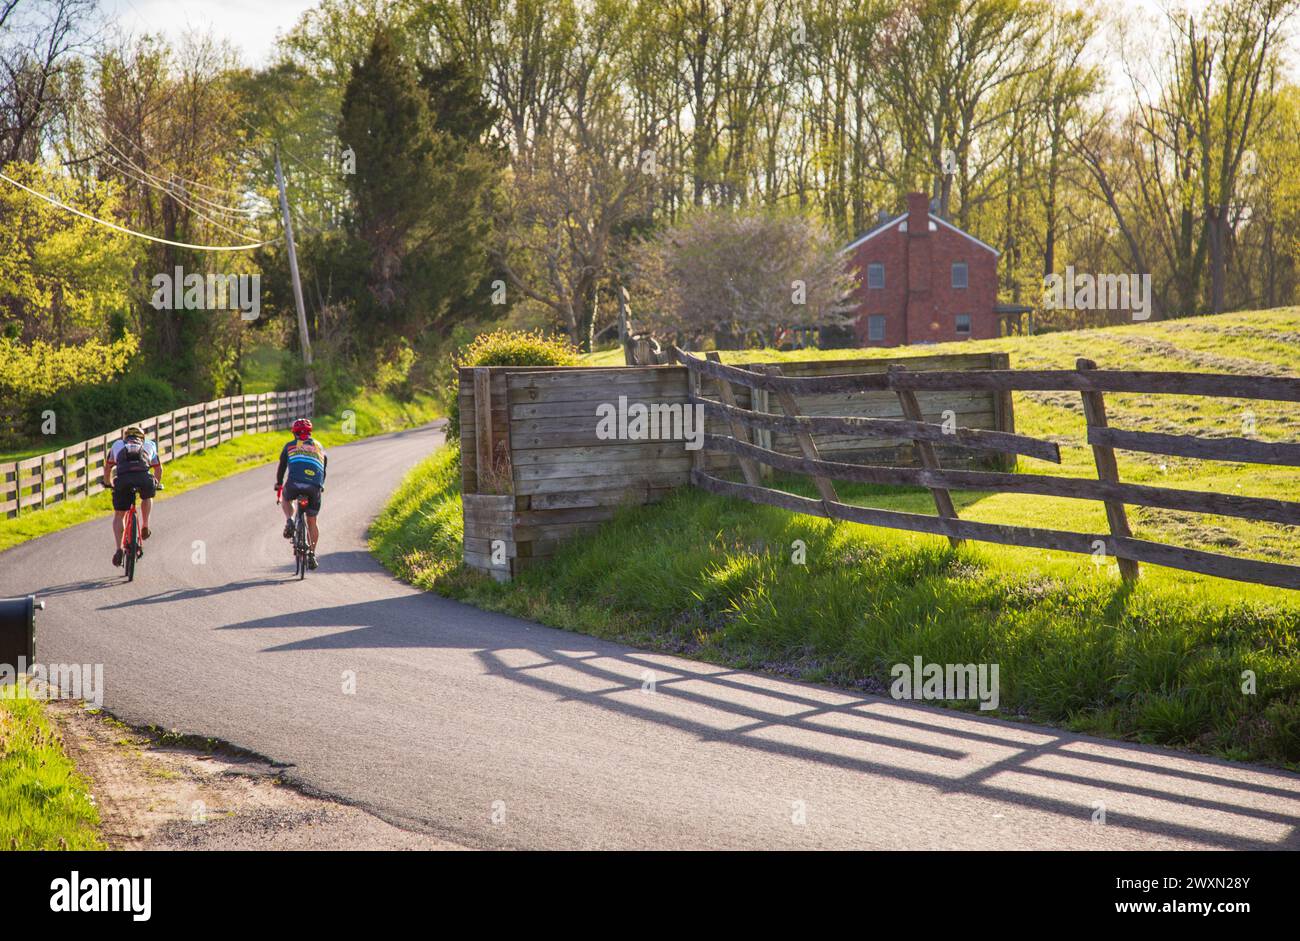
[274,149,313,376]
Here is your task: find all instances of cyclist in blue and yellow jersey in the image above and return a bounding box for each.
[275,418,327,569]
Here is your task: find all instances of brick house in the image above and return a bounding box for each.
[841,192,1020,347]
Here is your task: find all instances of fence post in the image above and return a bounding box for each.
[687,359,708,480]
[751,383,773,477]
[760,364,838,508]
[888,364,962,547]
[38,453,50,509]
[473,368,499,493]
[1077,358,1140,583]
[705,352,763,487]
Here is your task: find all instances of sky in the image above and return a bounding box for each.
[100,0,320,67]
[95,0,1279,93]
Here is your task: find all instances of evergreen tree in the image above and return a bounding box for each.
[338,30,497,345]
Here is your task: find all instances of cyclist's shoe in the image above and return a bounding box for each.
[141,527,151,540]
[282,520,294,539]
[307,550,318,571]
[112,549,124,567]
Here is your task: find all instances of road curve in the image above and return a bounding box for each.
[2,422,1298,849]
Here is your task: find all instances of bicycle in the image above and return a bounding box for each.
[278,485,312,580]
[120,479,162,582]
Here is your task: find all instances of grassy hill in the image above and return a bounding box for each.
[373,309,1300,767]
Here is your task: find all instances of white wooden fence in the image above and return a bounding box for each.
[1,388,314,519]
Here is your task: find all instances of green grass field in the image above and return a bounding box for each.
[372,308,1300,768]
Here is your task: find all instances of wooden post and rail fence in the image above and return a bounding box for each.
[677,348,1300,590]
[1,388,314,520]
[459,348,1300,590]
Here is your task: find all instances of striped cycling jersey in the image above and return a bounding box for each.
[277,437,327,487]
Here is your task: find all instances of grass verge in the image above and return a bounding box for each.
[371,444,1300,770]
[0,688,103,849]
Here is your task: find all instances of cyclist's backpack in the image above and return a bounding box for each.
[119,438,150,472]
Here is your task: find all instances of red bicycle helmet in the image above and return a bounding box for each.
[292,418,313,439]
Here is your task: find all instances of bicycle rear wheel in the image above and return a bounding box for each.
[296,511,307,580]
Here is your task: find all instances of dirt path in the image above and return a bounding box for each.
[50,701,464,850]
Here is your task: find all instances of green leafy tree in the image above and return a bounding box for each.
[0,160,138,342]
[338,28,497,344]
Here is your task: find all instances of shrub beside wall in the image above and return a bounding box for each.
[446,329,578,439]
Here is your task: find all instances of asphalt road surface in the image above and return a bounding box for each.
[3,422,1298,849]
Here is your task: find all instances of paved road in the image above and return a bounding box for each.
[3,422,1298,849]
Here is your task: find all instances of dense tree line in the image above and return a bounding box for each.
[2,0,1298,424]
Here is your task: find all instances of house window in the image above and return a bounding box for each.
[867,315,886,342]
[867,263,885,289]
[955,314,971,336]
[952,262,968,289]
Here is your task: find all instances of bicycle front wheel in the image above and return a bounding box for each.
[125,517,137,581]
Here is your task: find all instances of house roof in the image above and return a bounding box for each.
[840,213,903,254]
[841,211,1000,257]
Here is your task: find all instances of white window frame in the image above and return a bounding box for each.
[867,263,885,290]
[952,262,968,289]
[867,314,886,342]
[955,314,972,336]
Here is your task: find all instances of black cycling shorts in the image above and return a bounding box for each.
[283,481,322,517]
[112,471,157,511]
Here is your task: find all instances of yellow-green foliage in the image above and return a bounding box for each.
[446,329,578,436]
[0,335,140,416]
[0,161,138,333]
[374,337,418,394]
[455,328,579,369]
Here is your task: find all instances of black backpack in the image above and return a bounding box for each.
[118,438,150,472]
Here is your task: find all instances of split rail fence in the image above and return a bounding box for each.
[1,388,314,519]
[677,348,1300,590]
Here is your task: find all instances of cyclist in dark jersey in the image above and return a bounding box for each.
[104,425,163,567]
[275,418,327,570]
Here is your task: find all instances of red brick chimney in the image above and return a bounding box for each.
[905,192,936,344]
[907,191,930,236]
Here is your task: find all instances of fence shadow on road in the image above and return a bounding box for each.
[217,591,1300,850]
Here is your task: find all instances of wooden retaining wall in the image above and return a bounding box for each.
[459,352,1010,580]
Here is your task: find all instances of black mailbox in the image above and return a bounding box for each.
[0,595,39,667]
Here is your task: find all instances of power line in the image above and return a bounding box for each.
[96,119,258,204]
[94,131,266,218]
[93,153,272,243]
[0,170,282,251]
[83,148,269,240]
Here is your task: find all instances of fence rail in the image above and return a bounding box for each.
[0,388,314,520]
[675,347,1300,590]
